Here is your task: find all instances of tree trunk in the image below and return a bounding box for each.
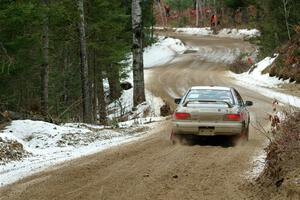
[62,47,68,104]
[132,0,146,108]
[282,0,291,40]
[156,1,166,27]
[41,0,49,116]
[107,64,121,100]
[92,50,97,122]
[78,0,92,123]
[98,70,107,124]
[199,0,204,26]
[196,0,199,27]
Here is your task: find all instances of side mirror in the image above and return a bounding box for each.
[174,98,181,104]
[245,101,253,107]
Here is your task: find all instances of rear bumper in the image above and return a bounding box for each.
[172,120,243,136]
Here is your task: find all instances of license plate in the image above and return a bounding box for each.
[198,127,215,136]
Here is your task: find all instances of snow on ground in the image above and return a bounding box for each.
[144,36,187,68]
[229,54,289,88]
[228,54,300,108]
[107,87,165,120]
[245,147,267,181]
[0,119,163,186]
[174,27,260,39]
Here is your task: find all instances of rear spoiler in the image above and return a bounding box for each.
[183,100,233,108]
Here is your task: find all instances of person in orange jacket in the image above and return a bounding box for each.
[211,14,217,27]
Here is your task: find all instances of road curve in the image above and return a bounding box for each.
[0,35,273,200]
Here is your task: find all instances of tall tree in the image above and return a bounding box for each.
[78,0,92,123]
[195,0,199,26]
[155,0,167,26]
[281,0,291,40]
[132,0,146,107]
[41,0,50,116]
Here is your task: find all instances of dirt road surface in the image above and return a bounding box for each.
[0,35,273,200]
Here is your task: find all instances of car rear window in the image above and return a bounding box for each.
[185,89,234,104]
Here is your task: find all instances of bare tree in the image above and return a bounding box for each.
[78,0,92,123]
[41,0,49,116]
[196,0,199,26]
[282,0,291,40]
[199,0,204,26]
[132,0,146,108]
[156,0,167,27]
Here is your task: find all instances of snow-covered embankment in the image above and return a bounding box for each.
[158,27,261,39]
[228,54,300,108]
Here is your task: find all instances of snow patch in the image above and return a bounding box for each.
[175,27,260,39]
[144,36,187,68]
[245,148,267,181]
[0,120,162,186]
[228,54,289,88]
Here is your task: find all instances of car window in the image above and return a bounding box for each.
[233,89,244,106]
[185,89,234,104]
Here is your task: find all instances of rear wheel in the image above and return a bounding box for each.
[232,126,249,145]
[245,117,251,141]
[245,126,249,141]
[240,126,249,143]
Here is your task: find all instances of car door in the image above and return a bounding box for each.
[233,89,249,127]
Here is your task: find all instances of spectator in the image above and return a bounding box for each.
[211,14,217,27]
[164,5,170,17]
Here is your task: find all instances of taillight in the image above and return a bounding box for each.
[174,112,191,120]
[225,114,241,121]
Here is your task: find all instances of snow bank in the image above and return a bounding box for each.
[229,55,300,108]
[0,119,161,186]
[217,28,260,39]
[123,36,187,69]
[175,27,260,39]
[144,36,187,68]
[107,87,165,120]
[245,149,267,181]
[229,54,290,88]
[176,27,213,36]
[108,36,185,119]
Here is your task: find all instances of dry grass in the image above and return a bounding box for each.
[268,33,300,83]
[255,111,300,199]
[229,55,252,74]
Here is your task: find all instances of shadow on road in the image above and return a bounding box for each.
[179,135,235,148]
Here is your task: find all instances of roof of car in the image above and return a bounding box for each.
[190,86,231,91]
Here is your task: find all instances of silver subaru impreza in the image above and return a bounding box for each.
[171,86,253,142]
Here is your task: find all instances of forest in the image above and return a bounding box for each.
[0,0,299,124]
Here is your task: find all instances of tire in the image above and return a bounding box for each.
[240,126,249,143]
[232,125,249,146]
[245,126,249,141]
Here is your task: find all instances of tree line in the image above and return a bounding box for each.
[0,0,153,123]
[0,0,298,123]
